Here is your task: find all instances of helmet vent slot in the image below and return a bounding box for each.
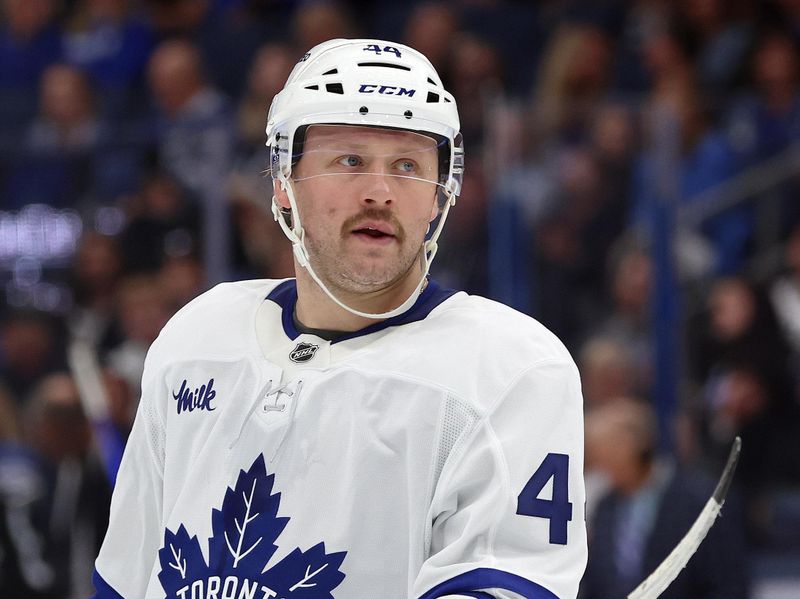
[427,77,438,85]
[325,83,344,94]
[322,68,338,75]
[426,91,440,103]
[304,84,319,90]
[357,62,411,71]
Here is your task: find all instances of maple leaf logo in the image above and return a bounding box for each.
[158,455,347,598]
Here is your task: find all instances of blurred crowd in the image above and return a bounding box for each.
[1,0,800,597]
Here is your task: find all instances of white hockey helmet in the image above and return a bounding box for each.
[265,38,464,320]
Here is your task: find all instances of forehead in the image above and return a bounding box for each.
[303,125,438,153]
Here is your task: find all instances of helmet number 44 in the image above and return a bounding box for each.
[363,44,402,58]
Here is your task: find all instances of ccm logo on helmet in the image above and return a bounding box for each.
[358,84,416,97]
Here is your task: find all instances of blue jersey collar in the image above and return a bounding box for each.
[265,279,458,343]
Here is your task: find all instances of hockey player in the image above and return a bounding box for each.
[92,39,587,599]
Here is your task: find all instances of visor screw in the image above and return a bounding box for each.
[404,110,413,119]
[359,106,369,114]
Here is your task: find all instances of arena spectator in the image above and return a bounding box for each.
[27,63,103,151]
[579,336,639,408]
[227,172,294,279]
[774,0,800,42]
[688,275,793,408]
[156,254,206,313]
[4,63,107,209]
[770,223,800,357]
[292,1,356,53]
[147,39,233,202]
[633,72,751,275]
[0,0,63,132]
[527,146,630,347]
[447,32,504,151]
[236,41,295,153]
[21,372,111,598]
[0,383,19,439]
[611,0,673,93]
[727,31,800,234]
[728,32,800,164]
[527,203,586,348]
[98,367,136,442]
[0,310,63,405]
[0,382,55,598]
[196,0,287,98]
[105,274,172,397]
[141,0,209,38]
[118,170,198,273]
[67,232,124,351]
[63,0,155,117]
[700,363,800,543]
[591,240,654,389]
[581,397,749,598]
[232,40,295,184]
[402,1,460,86]
[646,17,694,84]
[431,164,490,296]
[532,23,614,146]
[589,102,636,219]
[677,0,754,94]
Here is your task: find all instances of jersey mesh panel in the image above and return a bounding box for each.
[433,395,481,488]
[143,400,166,471]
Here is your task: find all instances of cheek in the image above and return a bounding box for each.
[294,181,336,220]
[429,199,439,222]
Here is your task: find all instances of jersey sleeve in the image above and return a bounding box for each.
[92,344,167,598]
[414,358,587,599]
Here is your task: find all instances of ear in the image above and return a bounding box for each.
[273,178,291,210]
[428,191,440,222]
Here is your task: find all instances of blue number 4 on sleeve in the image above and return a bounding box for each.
[516,453,573,545]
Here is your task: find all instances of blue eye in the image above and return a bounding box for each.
[396,160,415,173]
[338,155,361,167]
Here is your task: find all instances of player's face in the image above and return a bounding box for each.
[278,125,441,295]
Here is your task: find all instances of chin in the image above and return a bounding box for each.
[337,275,396,294]
[335,266,409,292]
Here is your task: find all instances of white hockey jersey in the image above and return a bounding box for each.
[92,279,587,599]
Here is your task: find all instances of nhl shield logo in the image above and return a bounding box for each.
[289,342,319,363]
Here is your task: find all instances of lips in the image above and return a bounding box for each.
[351,221,395,239]
[342,211,404,245]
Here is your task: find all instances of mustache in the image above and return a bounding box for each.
[341,208,406,243]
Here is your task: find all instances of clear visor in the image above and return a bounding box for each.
[291,124,446,194]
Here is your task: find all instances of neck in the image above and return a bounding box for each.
[293,260,425,332]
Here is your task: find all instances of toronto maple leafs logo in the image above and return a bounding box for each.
[158,455,346,598]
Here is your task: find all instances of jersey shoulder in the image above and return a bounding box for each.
[365,291,578,414]
[149,278,288,363]
[432,292,574,366]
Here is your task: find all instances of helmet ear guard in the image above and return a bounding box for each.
[264,38,464,320]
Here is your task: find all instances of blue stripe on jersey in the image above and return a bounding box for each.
[418,567,560,599]
[90,569,124,598]
[265,279,458,343]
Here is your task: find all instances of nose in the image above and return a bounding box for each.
[360,171,394,206]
